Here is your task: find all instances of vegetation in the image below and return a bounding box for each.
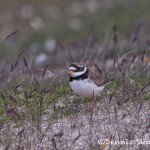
[0,0,150,149]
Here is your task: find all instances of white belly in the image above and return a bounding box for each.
[69,79,104,97]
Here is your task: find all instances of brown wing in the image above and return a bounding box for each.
[89,64,113,86]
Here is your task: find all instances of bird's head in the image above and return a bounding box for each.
[69,63,87,77]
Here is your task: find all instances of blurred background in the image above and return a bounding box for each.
[0,0,150,69]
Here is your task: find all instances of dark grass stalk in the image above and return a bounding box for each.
[51,137,57,150]
[3,30,19,43]
[116,57,125,83]
[40,88,52,94]
[122,87,130,97]
[132,55,137,63]
[5,145,10,150]
[116,55,138,94]
[115,56,143,104]
[94,64,102,75]
[54,130,63,137]
[124,98,130,103]
[114,54,117,67]
[130,55,137,69]
[14,83,22,89]
[2,88,19,105]
[138,102,143,114]
[6,108,19,118]
[117,100,121,107]
[109,92,113,103]
[121,113,128,120]
[9,95,18,105]
[72,132,81,144]
[42,64,48,77]
[39,134,45,143]
[17,128,24,137]
[13,58,19,70]
[0,121,4,131]
[1,92,5,100]
[141,50,146,62]
[24,91,28,101]
[39,88,45,94]
[17,128,24,149]
[132,34,138,43]
[112,25,118,47]
[37,98,43,134]
[17,50,24,58]
[138,81,150,95]
[145,125,150,133]
[132,22,142,43]
[14,84,22,95]
[60,107,64,119]
[10,64,14,72]
[10,50,24,73]
[114,106,117,121]
[53,102,56,112]
[23,57,28,69]
[42,121,53,143]
[29,88,37,98]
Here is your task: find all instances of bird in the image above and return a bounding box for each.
[68,63,114,111]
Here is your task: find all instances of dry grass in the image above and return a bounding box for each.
[0,1,150,149]
[0,49,150,149]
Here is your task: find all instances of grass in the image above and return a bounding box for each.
[0,31,150,149]
[0,55,150,149]
[0,0,150,149]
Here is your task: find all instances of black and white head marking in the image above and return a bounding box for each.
[69,63,86,77]
[69,63,89,82]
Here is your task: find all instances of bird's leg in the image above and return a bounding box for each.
[86,96,88,110]
[93,96,97,111]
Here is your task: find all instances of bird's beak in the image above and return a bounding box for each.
[69,70,74,75]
